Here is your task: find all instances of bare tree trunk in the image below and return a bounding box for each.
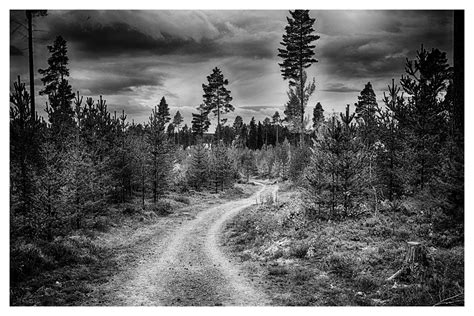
[26,11,35,118]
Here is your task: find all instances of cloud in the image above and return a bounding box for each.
[69,61,167,95]
[240,105,276,113]
[39,10,277,61]
[322,83,360,93]
[10,10,455,125]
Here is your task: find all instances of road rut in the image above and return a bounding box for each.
[112,183,270,306]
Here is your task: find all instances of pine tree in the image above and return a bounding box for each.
[157,96,171,130]
[272,111,282,145]
[173,110,183,144]
[377,79,406,200]
[273,138,291,180]
[399,45,452,190]
[147,105,171,203]
[312,102,324,131]
[257,121,264,149]
[247,117,258,150]
[191,104,210,137]
[232,116,243,134]
[202,67,234,141]
[278,10,319,145]
[240,149,256,182]
[38,36,75,147]
[210,142,233,192]
[10,76,44,237]
[355,82,378,146]
[187,141,209,190]
[304,106,366,219]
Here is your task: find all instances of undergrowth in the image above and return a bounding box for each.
[223,187,464,306]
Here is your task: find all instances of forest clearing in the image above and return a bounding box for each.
[9,9,464,307]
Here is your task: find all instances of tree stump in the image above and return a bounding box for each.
[405,241,423,271]
[386,241,427,282]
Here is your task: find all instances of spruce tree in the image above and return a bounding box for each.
[278,10,319,145]
[202,67,234,140]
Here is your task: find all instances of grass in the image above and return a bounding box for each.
[11,183,256,306]
[223,185,464,306]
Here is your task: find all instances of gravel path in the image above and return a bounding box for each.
[111,183,270,306]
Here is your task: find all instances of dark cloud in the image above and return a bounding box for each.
[41,11,276,60]
[10,10,455,124]
[68,61,168,97]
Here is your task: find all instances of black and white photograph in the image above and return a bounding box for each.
[7,1,467,309]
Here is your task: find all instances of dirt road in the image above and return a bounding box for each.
[108,182,271,306]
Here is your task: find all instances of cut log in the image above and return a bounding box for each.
[386,268,404,282]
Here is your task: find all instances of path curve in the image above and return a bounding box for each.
[113,183,271,306]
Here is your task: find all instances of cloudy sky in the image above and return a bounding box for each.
[10,10,454,126]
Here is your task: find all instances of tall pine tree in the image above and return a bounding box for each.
[278,10,319,145]
[202,67,234,141]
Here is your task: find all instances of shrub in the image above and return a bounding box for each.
[148,200,172,216]
[45,236,99,266]
[93,216,110,232]
[122,203,141,215]
[323,253,355,278]
[354,274,379,292]
[289,241,309,258]
[10,242,54,283]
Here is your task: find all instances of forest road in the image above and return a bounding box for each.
[113,182,272,306]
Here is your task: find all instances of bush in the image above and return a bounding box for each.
[323,254,355,278]
[122,203,141,215]
[44,236,99,266]
[289,241,309,258]
[354,274,379,292]
[93,216,110,232]
[10,242,54,283]
[147,200,172,216]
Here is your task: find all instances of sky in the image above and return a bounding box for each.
[10,10,454,127]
